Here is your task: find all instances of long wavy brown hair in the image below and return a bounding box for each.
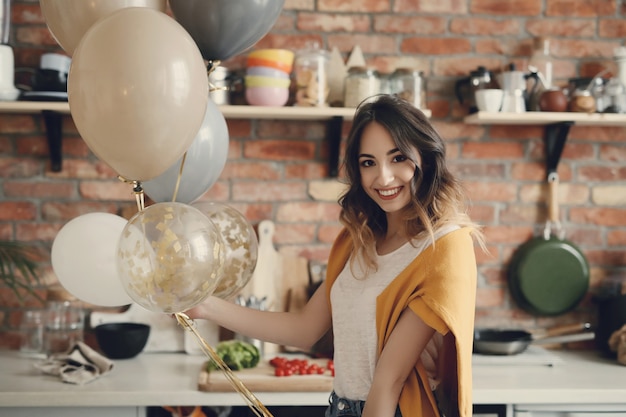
[338,95,484,273]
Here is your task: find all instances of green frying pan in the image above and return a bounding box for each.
[508,173,589,316]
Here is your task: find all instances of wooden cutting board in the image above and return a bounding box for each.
[197,359,333,392]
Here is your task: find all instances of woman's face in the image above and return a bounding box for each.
[358,121,420,214]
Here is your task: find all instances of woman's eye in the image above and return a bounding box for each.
[392,154,407,163]
[360,159,374,167]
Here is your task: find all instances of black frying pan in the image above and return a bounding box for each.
[507,173,589,316]
[473,323,594,355]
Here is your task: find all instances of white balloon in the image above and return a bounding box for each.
[51,213,133,307]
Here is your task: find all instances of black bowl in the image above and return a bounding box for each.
[95,322,150,359]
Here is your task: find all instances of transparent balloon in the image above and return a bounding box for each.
[117,202,225,313]
[192,202,258,300]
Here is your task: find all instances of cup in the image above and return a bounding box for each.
[19,310,45,356]
[44,301,85,355]
[475,89,504,112]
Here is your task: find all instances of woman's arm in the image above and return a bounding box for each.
[363,308,435,417]
[184,281,332,351]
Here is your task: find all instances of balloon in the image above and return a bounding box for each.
[68,8,208,182]
[51,213,133,307]
[169,0,285,61]
[117,202,225,313]
[192,202,258,300]
[40,0,167,56]
[142,98,229,204]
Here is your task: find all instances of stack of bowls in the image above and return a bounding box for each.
[246,49,294,106]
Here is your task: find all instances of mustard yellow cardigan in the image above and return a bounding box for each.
[325,227,477,417]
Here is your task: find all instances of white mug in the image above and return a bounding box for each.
[475,89,504,112]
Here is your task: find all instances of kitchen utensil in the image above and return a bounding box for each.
[508,171,590,316]
[95,322,150,359]
[475,88,504,112]
[498,68,539,113]
[473,323,593,355]
[455,66,497,113]
[539,88,568,112]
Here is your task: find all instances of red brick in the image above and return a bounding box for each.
[462,142,525,159]
[285,162,329,179]
[476,287,507,308]
[318,224,343,244]
[608,230,626,246]
[298,12,371,32]
[244,140,316,161]
[464,181,518,202]
[4,181,74,198]
[0,202,36,221]
[375,15,447,34]
[600,18,626,37]
[221,162,282,180]
[546,0,616,17]
[41,202,120,222]
[393,0,468,13]
[578,166,626,181]
[402,37,472,55]
[326,34,396,55]
[450,17,520,36]
[15,222,61,242]
[318,0,389,12]
[232,182,309,202]
[483,225,534,244]
[277,202,341,222]
[274,223,317,244]
[79,181,136,201]
[570,207,626,227]
[467,204,497,224]
[471,0,542,16]
[600,144,626,161]
[451,162,506,178]
[525,18,596,38]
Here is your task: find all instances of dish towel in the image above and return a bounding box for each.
[34,341,114,384]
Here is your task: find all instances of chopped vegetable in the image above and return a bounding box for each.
[207,340,260,371]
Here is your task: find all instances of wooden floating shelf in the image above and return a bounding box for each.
[464,111,626,127]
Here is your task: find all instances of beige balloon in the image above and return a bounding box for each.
[68,8,209,182]
[40,0,167,55]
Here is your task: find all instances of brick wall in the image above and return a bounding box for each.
[1,0,625,348]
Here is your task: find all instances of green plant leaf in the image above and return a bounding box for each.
[0,241,43,303]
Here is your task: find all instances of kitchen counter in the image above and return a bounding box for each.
[1,348,625,415]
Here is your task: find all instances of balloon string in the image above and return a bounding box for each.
[174,313,274,417]
[207,60,227,93]
[171,152,187,203]
[118,175,145,212]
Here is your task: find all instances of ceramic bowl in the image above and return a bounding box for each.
[95,322,150,359]
[246,65,290,79]
[245,86,289,106]
[248,49,294,66]
[247,56,292,74]
[245,75,291,89]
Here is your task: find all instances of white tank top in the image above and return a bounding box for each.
[330,226,457,400]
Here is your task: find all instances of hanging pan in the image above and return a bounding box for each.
[507,172,590,316]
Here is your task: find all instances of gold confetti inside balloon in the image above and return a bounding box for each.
[117,202,225,313]
[192,202,258,300]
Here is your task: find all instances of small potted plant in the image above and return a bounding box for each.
[0,240,43,303]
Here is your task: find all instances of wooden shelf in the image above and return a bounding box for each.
[464,111,626,127]
[0,101,431,120]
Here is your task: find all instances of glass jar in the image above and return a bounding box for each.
[390,68,426,109]
[344,67,380,108]
[294,43,330,107]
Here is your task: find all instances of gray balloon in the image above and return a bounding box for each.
[169,0,285,61]
[143,98,229,204]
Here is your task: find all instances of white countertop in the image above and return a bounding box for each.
[1,348,625,408]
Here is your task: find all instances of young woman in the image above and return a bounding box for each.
[185,94,484,417]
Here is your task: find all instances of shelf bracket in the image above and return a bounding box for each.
[544,121,573,180]
[327,116,343,177]
[41,110,63,172]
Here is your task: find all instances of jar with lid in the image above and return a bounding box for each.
[390,68,426,109]
[294,43,330,107]
[344,67,381,108]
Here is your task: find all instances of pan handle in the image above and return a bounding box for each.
[544,172,564,240]
[541,322,591,337]
[532,331,595,345]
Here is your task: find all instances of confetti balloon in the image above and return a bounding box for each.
[192,202,258,300]
[117,202,225,313]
